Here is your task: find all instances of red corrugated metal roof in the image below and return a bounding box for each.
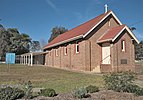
[44,10,112,49]
[97,25,126,43]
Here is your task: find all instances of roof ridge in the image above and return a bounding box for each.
[52,10,112,39]
[49,11,111,38]
[44,10,113,49]
[69,10,111,31]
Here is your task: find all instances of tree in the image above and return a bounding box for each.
[0,24,5,31]
[7,28,31,55]
[48,26,68,43]
[0,26,32,57]
[30,41,41,52]
[130,27,136,31]
[0,30,11,57]
[129,27,141,60]
[40,39,47,48]
[135,41,143,60]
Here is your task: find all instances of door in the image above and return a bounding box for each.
[102,43,111,64]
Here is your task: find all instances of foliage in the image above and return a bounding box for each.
[39,88,56,97]
[7,29,31,55]
[23,81,33,99]
[30,41,41,52]
[104,72,143,96]
[0,26,31,56]
[129,26,143,60]
[48,26,68,43]
[40,39,47,48]
[135,41,143,60]
[86,85,99,93]
[0,86,25,100]
[0,30,11,57]
[132,85,143,96]
[0,24,41,57]
[104,72,135,92]
[73,87,87,99]
[130,27,136,31]
[0,24,5,30]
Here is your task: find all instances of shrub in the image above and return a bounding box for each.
[128,84,143,96]
[86,85,99,93]
[23,81,33,99]
[39,88,56,97]
[73,87,87,99]
[134,87,143,96]
[104,72,135,92]
[0,86,25,100]
[104,71,143,96]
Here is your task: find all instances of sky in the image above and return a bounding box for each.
[0,0,143,44]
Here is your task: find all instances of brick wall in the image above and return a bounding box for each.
[53,48,61,68]
[45,40,89,71]
[44,15,136,73]
[87,15,120,71]
[111,30,135,72]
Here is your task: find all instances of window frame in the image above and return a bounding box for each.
[121,39,126,52]
[75,43,79,54]
[55,49,58,56]
[64,46,67,55]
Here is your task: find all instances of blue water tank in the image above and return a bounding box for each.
[6,53,15,64]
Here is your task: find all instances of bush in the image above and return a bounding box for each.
[0,86,25,100]
[86,85,99,93]
[23,81,33,99]
[39,88,56,97]
[134,87,143,96]
[104,72,143,96]
[104,72,135,92]
[128,84,143,96]
[73,87,87,99]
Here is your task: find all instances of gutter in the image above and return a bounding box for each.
[44,35,83,49]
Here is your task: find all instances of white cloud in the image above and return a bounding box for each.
[45,0,57,11]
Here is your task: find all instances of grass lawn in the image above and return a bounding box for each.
[0,64,104,93]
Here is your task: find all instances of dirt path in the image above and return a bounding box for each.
[33,90,143,100]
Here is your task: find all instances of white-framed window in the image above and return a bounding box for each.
[64,47,67,55]
[121,40,125,52]
[55,49,58,56]
[75,43,79,54]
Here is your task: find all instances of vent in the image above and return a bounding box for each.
[121,59,127,64]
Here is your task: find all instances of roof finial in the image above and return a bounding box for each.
[104,4,108,13]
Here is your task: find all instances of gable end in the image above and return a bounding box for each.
[83,11,122,38]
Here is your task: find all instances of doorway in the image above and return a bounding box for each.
[102,43,111,64]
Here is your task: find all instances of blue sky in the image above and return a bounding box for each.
[0,0,143,44]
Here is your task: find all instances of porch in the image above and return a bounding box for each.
[20,52,47,66]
